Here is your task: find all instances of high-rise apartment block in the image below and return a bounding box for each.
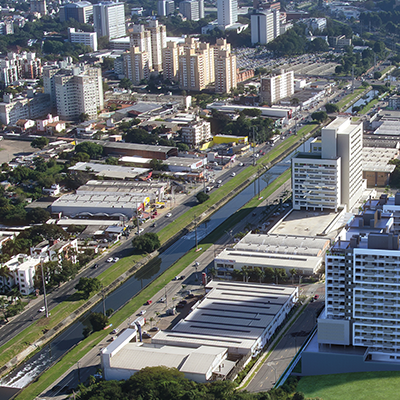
[0,52,42,87]
[181,118,211,146]
[292,117,363,212]
[130,25,153,70]
[179,0,204,21]
[0,20,14,35]
[318,206,400,363]
[260,69,294,105]
[93,1,126,40]
[214,38,237,94]
[44,65,103,121]
[68,28,98,52]
[59,1,93,23]
[157,0,175,16]
[123,47,150,85]
[147,20,167,72]
[162,41,180,81]
[217,0,238,28]
[30,0,47,16]
[251,9,280,44]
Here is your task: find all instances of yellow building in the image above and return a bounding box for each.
[213,134,248,145]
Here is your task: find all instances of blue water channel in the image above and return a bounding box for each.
[345,90,378,113]
[0,137,314,391]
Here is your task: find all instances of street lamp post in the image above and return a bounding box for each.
[40,258,49,318]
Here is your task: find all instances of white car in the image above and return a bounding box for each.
[113,257,119,263]
[107,257,113,263]
[139,310,147,315]
[135,228,144,235]
[217,180,222,184]
[231,172,236,177]
[39,306,45,312]
[166,213,172,218]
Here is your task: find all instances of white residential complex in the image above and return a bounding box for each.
[318,208,400,363]
[93,1,126,40]
[292,117,363,212]
[157,0,175,16]
[251,9,280,44]
[44,65,104,120]
[260,69,294,105]
[179,0,204,21]
[217,0,238,28]
[147,20,167,72]
[181,118,211,147]
[68,28,98,52]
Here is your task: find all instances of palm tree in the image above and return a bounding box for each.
[290,268,297,285]
[241,266,250,283]
[0,266,12,293]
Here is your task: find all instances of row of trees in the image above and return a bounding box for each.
[77,366,305,400]
[230,266,302,285]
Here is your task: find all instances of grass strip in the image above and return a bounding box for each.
[297,370,400,400]
[337,88,367,111]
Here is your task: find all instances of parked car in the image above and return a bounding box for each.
[314,294,319,300]
[142,332,152,339]
[139,310,147,315]
[159,297,166,303]
[107,257,113,263]
[149,327,159,332]
[113,257,119,263]
[145,300,152,305]
[112,328,119,334]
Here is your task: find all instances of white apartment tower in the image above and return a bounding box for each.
[130,25,153,70]
[319,208,400,363]
[217,0,238,28]
[292,117,363,212]
[260,69,294,105]
[147,20,167,72]
[251,9,280,44]
[181,118,211,147]
[54,66,104,121]
[214,38,237,94]
[162,41,180,81]
[93,1,126,40]
[30,0,47,16]
[179,0,204,21]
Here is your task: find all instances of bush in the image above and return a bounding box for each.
[196,192,210,203]
[132,232,161,253]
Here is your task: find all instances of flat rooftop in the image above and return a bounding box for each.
[68,162,150,179]
[363,147,397,173]
[270,209,341,239]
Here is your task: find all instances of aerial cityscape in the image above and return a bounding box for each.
[0,0,399,398]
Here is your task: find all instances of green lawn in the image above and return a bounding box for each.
[297,371,400,400]
[337,88,368,111]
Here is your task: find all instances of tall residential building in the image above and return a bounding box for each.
[0,20,14,35]
[217,0,237,28]
[0,52,42,87]
[147,20,167,72]
[30,0,47,16]
[292,117,363,212]
[178,38,214,91]
[162,41,180,81]
[59,1,93,23]
[260,69,294,105]
[45,66,103,121]
[130,25,153,70]
[181,118,212,146]
[251,9,280,44]
[93,1,126,40]
[319,207,400,363]
[179,0,204,21]
[68,28,98,52]
[214,38,237,94]
[123,47,150,85]
[157,0,175,16]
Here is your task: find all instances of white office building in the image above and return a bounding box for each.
[68,28,98,52]
[93,1,126,40]
[179,0,204,21]
[217,0,238,28]
[157,0,175,16]
[260,69,294,105]
[292,117,363,212]
[251,9,279,44]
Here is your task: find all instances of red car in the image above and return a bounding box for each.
[314,294,319,300]
[146,300,152,305]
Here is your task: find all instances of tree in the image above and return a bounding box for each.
[374,71,382,80]
[0,297,9,322]
[196,192,210,203]
[31,137,49,150]
[132,233,161,253]
[79,113,90,122]
[75,277,101,299]
[26,208,50,224]
[325,103,339,113]
[311,111,328,123]
[75,142,104,159]
[177,143,190,152]
[89,312,109,331]
[149,159,167,171]
[290,268,297,285]
[0,266,12,293]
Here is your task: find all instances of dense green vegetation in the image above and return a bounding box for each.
[77,367,304,400]
[132,232,161,253]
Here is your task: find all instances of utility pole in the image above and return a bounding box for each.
[40,258,49,318]
[194,214,198,250]
[351,65,354,94]
[101,285,106,316]
[252,126,257,166]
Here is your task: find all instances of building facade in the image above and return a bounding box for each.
[292,117,363,212]
[147,20,167,72]
[251,9,279,44]
[259,69,294,105]
[0,52,42,87]
[68,28,98,52]
[157,0,175,16]
[217,0,238,28]
[179,0,204,21]
[214,38,237,94]
[123,47,150,85]
[181,118,211,146]
[130,24,153,70]
[93,1,126,40]
[162,41,180,81]
[59,1,93,23]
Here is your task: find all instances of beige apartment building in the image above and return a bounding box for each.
[260,69,294,105]
[130,25,153,70]
[214,38,237,94]
[162,41,180,81]
[123,47,150,85]
[147,20,167,72]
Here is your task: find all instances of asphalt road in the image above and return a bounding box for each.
[246,284,325,393]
